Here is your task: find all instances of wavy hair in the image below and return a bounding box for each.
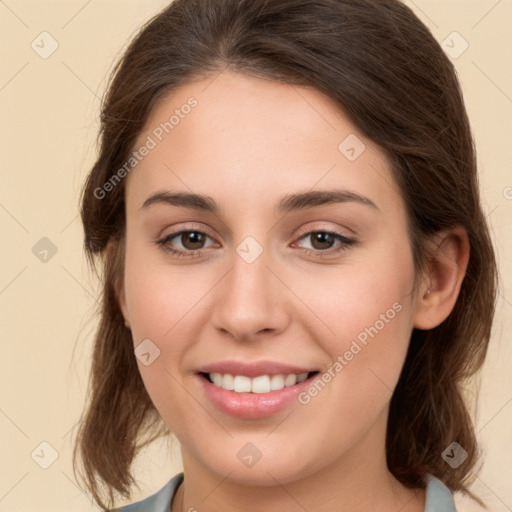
[73,0,498,508]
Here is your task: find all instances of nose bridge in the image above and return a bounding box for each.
[211,234,287,339]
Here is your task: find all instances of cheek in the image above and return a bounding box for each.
[293,243,415,411]
[123,241,200,340]
[123,244,198,431]
[295,243,415,350]
[123,243,213,397]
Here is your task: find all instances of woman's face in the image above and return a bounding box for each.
[120,70,423,485]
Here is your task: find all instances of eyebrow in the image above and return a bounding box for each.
[140,189,380,214]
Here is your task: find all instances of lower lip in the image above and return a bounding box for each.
[197,373,319,419]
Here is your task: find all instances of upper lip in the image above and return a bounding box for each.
[196,360,318,378]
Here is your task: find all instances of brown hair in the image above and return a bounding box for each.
[74,0,498,508]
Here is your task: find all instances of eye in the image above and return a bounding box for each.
[293,229,356,256]
[156,228,357,259]
[157,229,216,258]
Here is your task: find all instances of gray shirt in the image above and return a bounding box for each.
[111,472,457,511]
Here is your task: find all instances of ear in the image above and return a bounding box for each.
[106,238,130,329]
[413,226,470,330]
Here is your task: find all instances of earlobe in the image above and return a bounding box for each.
[413,226,470,330]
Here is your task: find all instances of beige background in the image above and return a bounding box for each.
[0,1,510,510]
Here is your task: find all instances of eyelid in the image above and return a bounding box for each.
[158,222,354,244]
[291,228,357,257]
[294,223,354,240]
[156,221,358,259]
[158,222,217,240]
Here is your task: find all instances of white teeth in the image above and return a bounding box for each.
[208,372,309,393]
[270,374,285,391]
[251,375,271,394]
[233,375,252,393]
[210,372,224,387]
[285,374,297,386]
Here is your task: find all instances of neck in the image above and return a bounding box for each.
[172,411,425,512]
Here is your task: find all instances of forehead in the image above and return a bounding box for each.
[126,70,404,218]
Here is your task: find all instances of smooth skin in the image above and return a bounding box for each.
[116,70,469,512]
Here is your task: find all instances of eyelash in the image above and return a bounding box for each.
[156,227,357,259]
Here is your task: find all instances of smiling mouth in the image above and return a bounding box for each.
[199,371,320,394]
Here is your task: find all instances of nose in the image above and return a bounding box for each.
[210,243,290,342]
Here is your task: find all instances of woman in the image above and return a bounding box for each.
[74,0,498,510]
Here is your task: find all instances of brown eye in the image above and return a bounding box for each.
[309,232,337,250]
[295,230,356,255]
[179,231,207,250]
[157,229,216,257]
